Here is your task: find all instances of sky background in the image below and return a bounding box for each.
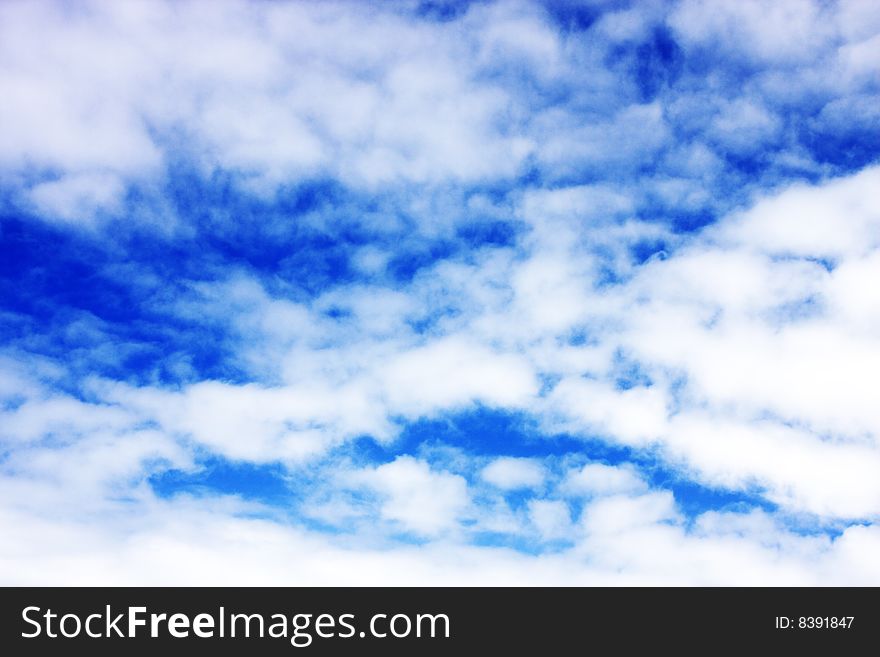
[1,0,879,584]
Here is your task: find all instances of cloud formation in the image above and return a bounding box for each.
[1,0,879,584]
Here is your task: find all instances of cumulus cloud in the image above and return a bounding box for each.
[352,456,470,537]
[482,457,546,490]
[1,0,880,585]
[562,463,647,497]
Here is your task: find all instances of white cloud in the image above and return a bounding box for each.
[353,456,469,537]
[536,102,670,178]
[49,161,874,526]
[548,378,669,446]
[2,355,879,584]
[78,163,880,522]
[0,0,545,223]
[527,500,572,541]
[715,166,880,259]
[562,463,647,497]
[581,491,679,536]
[4,485,876,585]
[27,173,126,224]
[669,0,833,64]
[103,379,392,464]
[482,457,546,490]
[380,337,538,415]
[2,0,880,586]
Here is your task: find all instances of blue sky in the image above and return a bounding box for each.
[1,0,879,584]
